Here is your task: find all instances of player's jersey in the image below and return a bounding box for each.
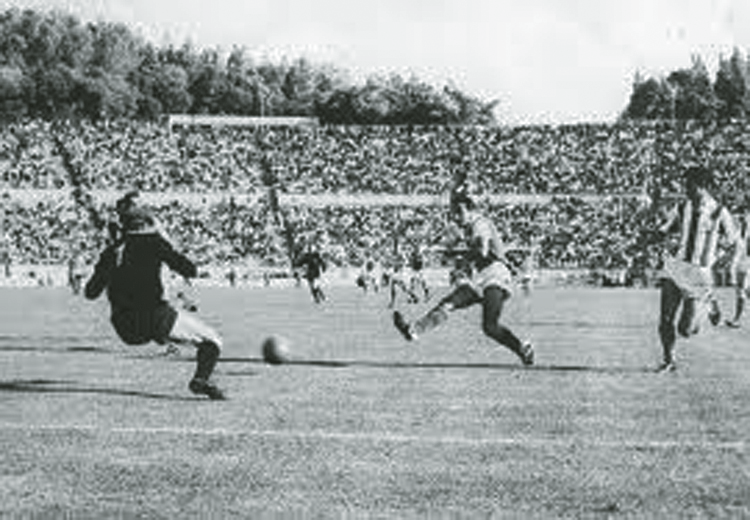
[466,214,504,271]
[85,233,196,312]
[297,251,326,279]
[670,196,735,268]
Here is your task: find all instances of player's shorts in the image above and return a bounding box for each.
[110,301,178,346]
[472,261,514,294]
[661,256,713,300]
[169,309,223,347]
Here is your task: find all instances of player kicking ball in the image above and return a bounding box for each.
[392,185,534,366]
[655,166,736,373]
[84,191,226,400]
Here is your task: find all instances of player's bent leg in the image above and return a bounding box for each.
[169,310,223,347]
[677,297,699,338]
[482,285,533,365]
[727,270,748,327]
[658,278,683,371]
[169,310,225,400]
[393,284,480,341]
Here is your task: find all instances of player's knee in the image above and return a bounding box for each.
[198,339,220,356]
[482,318,498,338]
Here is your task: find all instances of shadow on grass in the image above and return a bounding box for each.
[0,379,199,401]
[0,345,111,353]
[526,320,650,329]
[219,357,653,374]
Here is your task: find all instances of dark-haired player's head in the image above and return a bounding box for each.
[115,190,154,232]
[684,166,715,201]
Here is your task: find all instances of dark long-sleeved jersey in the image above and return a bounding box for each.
[296,251,326,280]
[85,233,197,313]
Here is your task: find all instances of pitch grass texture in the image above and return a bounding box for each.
[0,286,748,518]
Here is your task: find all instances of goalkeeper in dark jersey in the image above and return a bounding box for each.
[84,191,225,400]
[393,185,534,366]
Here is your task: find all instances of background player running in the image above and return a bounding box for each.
[408,243,430,303]
[387,252,419,309]
[356,257,380,294]
[727,205,750,328]
[84,191,226,400]
[655,166,736,373]
[392,185,534,366]
[295,242,327,304]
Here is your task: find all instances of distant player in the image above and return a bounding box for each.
[655,166,736,373]
[387,253,419,309]
[393,185,534,366]
[356,258,379,293]
[726,207,750,328]
[296,244,327,304]
[68,243,87,295]
[408,244,430,302]
[84,191,225,400]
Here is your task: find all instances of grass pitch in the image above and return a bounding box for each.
[0,284,748,518]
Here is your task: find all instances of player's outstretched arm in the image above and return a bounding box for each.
[84,247,116,300]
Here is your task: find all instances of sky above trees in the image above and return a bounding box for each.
[5,0,750,125]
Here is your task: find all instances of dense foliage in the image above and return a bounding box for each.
[0,8,497,125]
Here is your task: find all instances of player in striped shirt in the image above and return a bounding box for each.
[392,185,534,366]
[726,206,750,328]
[656,166,737,373]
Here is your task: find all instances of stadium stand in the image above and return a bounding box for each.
[0,119,746,286]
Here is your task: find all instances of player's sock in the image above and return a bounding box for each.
[412,305,449,336]
[393,311,417,340]
[193,340,220,382]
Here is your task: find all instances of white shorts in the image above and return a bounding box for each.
[472,261,514,294]
[662,256,713,300]
[169,310,223,347]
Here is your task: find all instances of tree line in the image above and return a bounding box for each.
[0,8,497,125]
[623,50,750,122]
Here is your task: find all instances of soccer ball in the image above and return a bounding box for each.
[262,335,291,365]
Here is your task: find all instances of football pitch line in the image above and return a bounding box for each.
[0,422,744,452]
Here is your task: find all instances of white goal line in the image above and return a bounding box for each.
[0,423,743,452]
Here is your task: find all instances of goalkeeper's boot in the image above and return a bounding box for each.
[656,361,677,374]
[189,378,226,400]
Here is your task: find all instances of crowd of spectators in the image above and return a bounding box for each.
[0,118,747,274]
[0,119,748,197]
